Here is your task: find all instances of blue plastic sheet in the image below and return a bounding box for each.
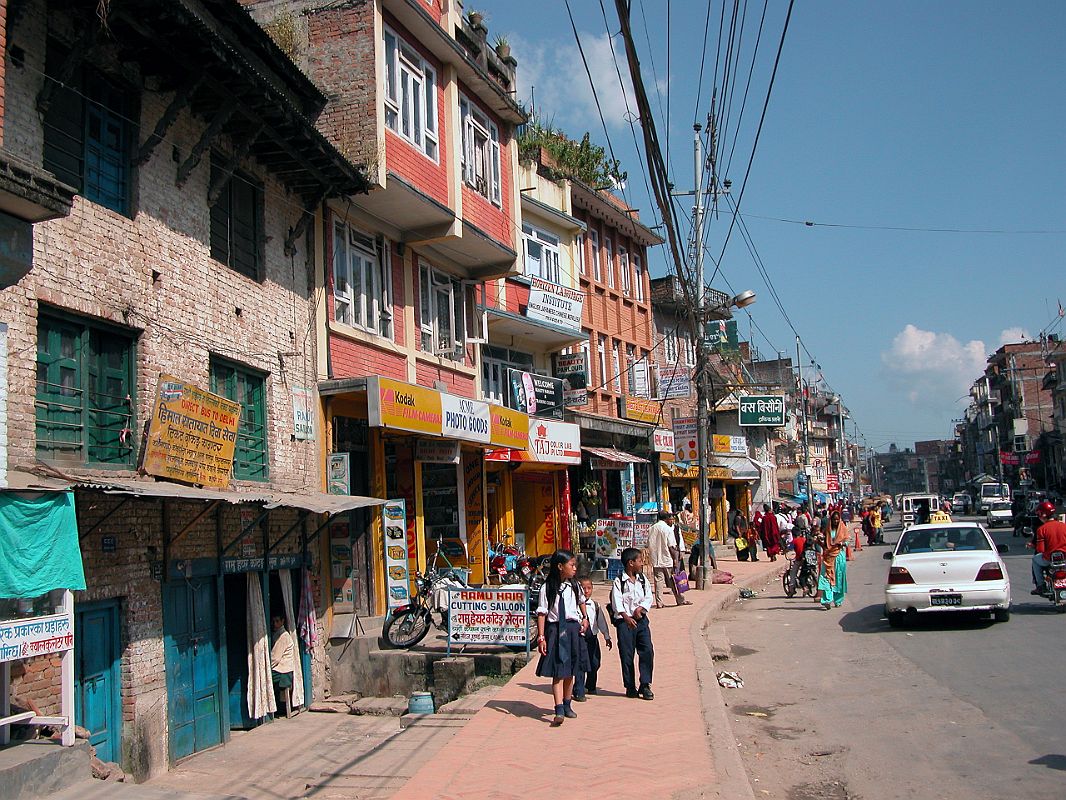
[0,491,85,598]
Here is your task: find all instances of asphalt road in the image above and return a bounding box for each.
[713,516,1064,800]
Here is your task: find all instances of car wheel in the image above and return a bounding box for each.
[1056,605,1066,615]
[887,611,905,628]
[994,607,1010,623]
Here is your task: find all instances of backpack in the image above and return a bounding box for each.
[606,572,647,619]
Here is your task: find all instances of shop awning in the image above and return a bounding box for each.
[12,472,384,515]
[582,446,650,464]
[711,454,760,481]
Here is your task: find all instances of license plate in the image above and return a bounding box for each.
[930,594,962,606]
[1054,578,1066,589]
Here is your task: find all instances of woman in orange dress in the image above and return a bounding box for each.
[818,509,849,609]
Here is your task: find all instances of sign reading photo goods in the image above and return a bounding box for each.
[739,395,786,427]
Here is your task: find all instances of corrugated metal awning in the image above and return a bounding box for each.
[582,446,650,464]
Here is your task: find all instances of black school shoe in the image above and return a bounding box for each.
[638,685,654,700]
[625,689,639,698]
[572,694,587,702]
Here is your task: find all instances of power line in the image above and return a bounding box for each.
[738,212,1066,235]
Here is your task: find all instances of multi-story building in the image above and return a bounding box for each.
[2,0,375,778]
[986,342,1054,487]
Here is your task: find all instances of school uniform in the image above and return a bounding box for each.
[610,572,654,694]
[535,580,587,679]
[574,594,612,698]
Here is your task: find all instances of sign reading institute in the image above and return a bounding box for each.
[525,276,584,330]
[739,395,786,427]
[143,375,241,488]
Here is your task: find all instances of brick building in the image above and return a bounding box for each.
[0,0,375,780]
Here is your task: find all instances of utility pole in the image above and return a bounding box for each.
[797,335,811,510]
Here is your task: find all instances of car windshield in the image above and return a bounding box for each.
[991,501,1011,510]
[897,527,991,555]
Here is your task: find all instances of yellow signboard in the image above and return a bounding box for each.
[489,404,529,449]
[143,375,242,488]
[621,396,660,424]
[367,376,442,435]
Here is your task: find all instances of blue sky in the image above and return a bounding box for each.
[486,1,1065,451]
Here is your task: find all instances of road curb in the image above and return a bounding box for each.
[689,563,782,800]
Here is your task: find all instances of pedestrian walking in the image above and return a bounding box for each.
[535,549,589,726]
[573,576,612,701]
[609,547,655,700]
[818,510,850,609]
[760,503,782,562]
[648,510,689,607]
[732,514,756,561]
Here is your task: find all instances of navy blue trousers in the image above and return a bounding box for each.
[614,615,653,691]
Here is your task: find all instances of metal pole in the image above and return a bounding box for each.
[797,336,811,511]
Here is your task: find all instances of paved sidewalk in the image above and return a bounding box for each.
[390,556,784,800]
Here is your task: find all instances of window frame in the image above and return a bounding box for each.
[420,262,468,362]
[633,254,645,301]
[209,153,265,281]
[598,334,608,388]
[575,233,586,276]
[210,357,269,482]
[332,220,393,338]
[619,246,631,295]
[383,27,439,161]
[604,237,615,289]
[589,230,601,282]
[611,339,622,391]
[522,223,561,284]
[460,94,502,205]
[35,312,136,467]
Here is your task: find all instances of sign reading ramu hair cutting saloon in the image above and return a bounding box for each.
[143,374,241,488]
[738,395,786,427]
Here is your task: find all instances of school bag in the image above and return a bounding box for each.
[606,572,647,619]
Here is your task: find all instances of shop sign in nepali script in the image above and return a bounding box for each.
[738,395,786,427]
[448,588,529,645]
[143,375,241,488]
[0,612,74,662]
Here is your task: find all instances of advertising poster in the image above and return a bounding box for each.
[654,364,692,400]
[554,352,589,407]
[508,369,563,418]
[596,518,635,558]
[633,522,651,549]
[383,499,410,609]
[291,386,315,440]
[525,275,584,329]
[447,588,529,647]
[673,417,698,462]
[329,521,353,613]
[328,453,350,495]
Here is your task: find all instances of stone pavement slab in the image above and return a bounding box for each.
[388,558,783,800]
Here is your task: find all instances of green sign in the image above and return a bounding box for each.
[739,395,786,427]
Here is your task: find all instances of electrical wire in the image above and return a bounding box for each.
[738,212,1066,235]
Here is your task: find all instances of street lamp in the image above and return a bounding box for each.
[695,289,756,589]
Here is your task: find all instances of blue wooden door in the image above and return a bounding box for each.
[163,578,222,761]
[75,602,121,764]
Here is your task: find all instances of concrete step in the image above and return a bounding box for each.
[704,623,732,660]
[436,684,502,716]
[0,739,91,800]
[349,696,409,717]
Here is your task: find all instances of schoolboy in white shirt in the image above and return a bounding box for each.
[573,576,612,701]
[610,547,655,700]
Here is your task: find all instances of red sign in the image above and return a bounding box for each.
[1026,450,1041,464]
[1000,451,1020,466]
[826,473,841,492]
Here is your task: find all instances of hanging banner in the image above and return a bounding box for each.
[739,395,787,427]
[142,375,241,488]
[673,417,698,462]
[509,369,563,419]
[383,500,410,609]
[525,275,584,330]
[826,474,841,492]
[654,364,691,400]
[554,352,589,407]
[621,396,660,424]
[440,394,491,443]
[292,386,315,440]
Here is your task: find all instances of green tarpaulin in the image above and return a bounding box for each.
[0,491,86,598]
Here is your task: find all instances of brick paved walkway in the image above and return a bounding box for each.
[390,556,784,800]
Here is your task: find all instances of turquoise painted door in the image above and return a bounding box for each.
[75,603,121,764]
[163,578,222,761]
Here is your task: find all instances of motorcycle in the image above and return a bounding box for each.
[487,540,533,584]
[783,547,819,598]
[1040,550,1066,613]
[382,568,467,648]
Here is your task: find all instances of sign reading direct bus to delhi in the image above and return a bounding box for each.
[143,375,242,488]
[738,395,786,427]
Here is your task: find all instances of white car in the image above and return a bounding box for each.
[883,522,1010,627]
[985,500,1013,528]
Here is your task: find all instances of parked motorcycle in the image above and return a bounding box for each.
[382,568,467,648]
[487,540,533,584]
[1039,550,1066,613]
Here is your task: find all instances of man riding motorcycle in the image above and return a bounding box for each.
[1029,501,1066,596]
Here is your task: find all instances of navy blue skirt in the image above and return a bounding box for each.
[536,619,587,679]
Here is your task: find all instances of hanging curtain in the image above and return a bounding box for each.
[297,567,319,652]
[246,573,276,719]
[279,568,305,708]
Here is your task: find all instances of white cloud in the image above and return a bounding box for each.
[880,325,987,409]
[998,326,1032,346]
[512,31,643,134]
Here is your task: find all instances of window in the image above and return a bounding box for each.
[598,334,608,388]
[482,345,534,405]
[575,233,586,276]
[209,155,263,281]
[36,313,135,465]
[333,221,392,337]
[684,335,696,367]
[420,263,468,361]
[384,28,438,160]
[43,39,133,215]
[612,340,622,391]
[664,326,679,364]
[626,344,637,394]
[634,254,645,301]
[460,95,501,204]
[210,359,268,481]
[589,230,601,282]
[522,224,561,283]
[619,247,631,294]
[604,237,615,289]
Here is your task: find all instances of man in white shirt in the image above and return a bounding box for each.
[610,547,655,699]
[648,510,689,607]
[270,615,295,690]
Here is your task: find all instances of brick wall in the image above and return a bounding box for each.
[415,360,475,397]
